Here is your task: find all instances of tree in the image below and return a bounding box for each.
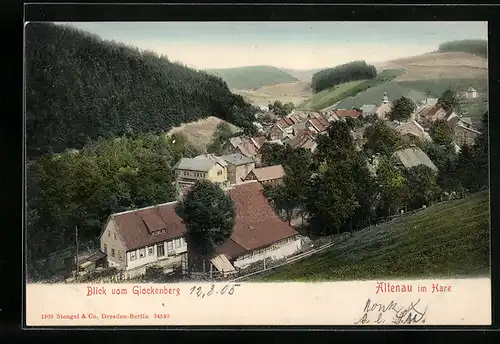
[388,96,416,122]
[305,163,359,236]
[207,122,233,155]
[430,119,454,146]
[268,100,294,117]
[260,142,287,167]
[376,157,410,216]
[363,120,402,157]
[437,88,461,113]
[175,180,236,275]
[471,112,488,190]
[405,165,441,209]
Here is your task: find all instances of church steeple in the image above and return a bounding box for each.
[382,92,389,104]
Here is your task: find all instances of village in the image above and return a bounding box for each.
[59,86,483,284]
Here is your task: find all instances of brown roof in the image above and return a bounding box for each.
[107,181,298,258]
[334,109,362,118]
[245,165,285,182]
[277,117,295,129]
[309,117,329,132]
[237,141,258,157]
[112,202,186,251]
[251,136,268,150]
[226,182,298,252]
[287,133,315,150]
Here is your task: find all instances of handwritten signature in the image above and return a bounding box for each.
[354,298,427,325]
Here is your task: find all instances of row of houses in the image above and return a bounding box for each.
[99,181,306,276]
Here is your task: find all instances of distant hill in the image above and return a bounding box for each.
[334,82,428,109]
[232,81,312,108]
[280,68,325,82]
[374,51,487,81]
[25,23,257,159]
[205,65,298,90]
[258,191,489,281]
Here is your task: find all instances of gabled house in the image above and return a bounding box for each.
[221,153,256,184]
[99,202,188,271]
[466,87,478,99]
[244,165,286,185]
[286,130,318,152]
[306,115,330,134]
[395,120,432,142]
[99,181,305,273]
[227,136,268,165]
[392,146,438,172]
[453,118,482,147]
[173,154,228,192]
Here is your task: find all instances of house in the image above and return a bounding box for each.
[466,87,478,99]
[286,130,318,152]
[453,119,482,147]
[395,120,432,142]
[306,115,330,134]
[99,201,188,271]
[418,105,448,126]
[333,109,362,120]
[213,181,304,270]
[244,165,286,185]
[173,154,228,192]
[360,104,377,118]
[221,153,256,184]
[227,136,268,165]
[99,181,305,273]
[266,115,307,141]
[392,146,438,172]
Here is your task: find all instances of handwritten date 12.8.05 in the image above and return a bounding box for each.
[189,284,241,298]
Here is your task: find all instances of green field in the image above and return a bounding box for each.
[334,82,428,110]
[258,191,490,282]
[205,65,298,90]
[298,80,369,110]
[298,69,405,111]
[396,78,488,97]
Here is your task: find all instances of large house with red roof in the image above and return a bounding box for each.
[99,181,304,273]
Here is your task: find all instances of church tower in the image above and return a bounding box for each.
[381,92,389,104]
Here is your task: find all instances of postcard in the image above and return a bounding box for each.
[24,21,490,326]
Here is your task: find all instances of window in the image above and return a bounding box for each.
[111,248,115,258]
[148,246,154,256]
[108,231,110,237]
[175,239,181,248]
[103,244,107,254]
[118,251,123,261]
[217,170,222,176]
[130,251,137,261]
[167,241,173,250]
[139,248,146,258]
[114,233,117,240]
[157,244,165,257]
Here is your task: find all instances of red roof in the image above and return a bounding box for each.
[277,117,295,129]
[112,202,186,251]
[334,109,362,118]
[226,182,298,252]
[309,117,330,132]
[251,136,268,150]
[108,181,298,257]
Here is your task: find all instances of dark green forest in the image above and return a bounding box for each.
[311,60,377,93]
[25,23,258,160]
[438,39,487,58]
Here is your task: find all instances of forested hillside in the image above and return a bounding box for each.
[25,23,257,159]
[438,39,487,58]
[311,61,377,93]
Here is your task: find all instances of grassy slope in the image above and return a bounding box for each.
[334,82,428,109]
[299,69,405,111]
[205,66,298,90]
[280,68,325,82]
[396,78,488,97]
[259,191,490,282]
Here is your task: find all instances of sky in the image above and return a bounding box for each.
[58,22,487,70]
